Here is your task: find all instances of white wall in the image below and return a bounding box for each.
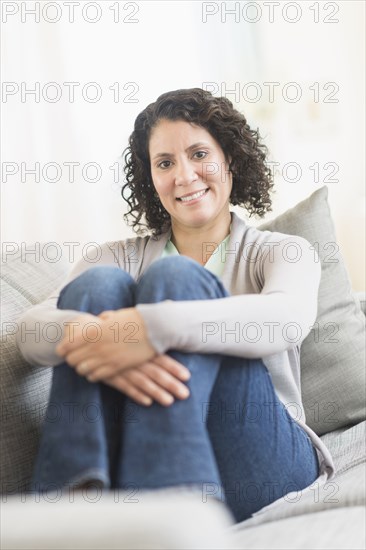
[1,1,364,290]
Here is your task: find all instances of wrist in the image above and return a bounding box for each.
[135,302,177,356]
[129,307,157,358]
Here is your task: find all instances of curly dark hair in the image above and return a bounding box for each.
[121,87,274,236]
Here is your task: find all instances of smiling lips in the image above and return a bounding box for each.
[176,188,209,202]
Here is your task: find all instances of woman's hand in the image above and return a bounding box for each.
[102,354,191,407]
[55,308,156,381]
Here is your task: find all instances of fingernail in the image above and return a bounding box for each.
[178,387,190,398]
[163,396,174,405]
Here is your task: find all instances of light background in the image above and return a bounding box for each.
[1,0,365,290]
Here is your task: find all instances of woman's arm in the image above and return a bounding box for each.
[15,242,123,367]
[135,235,322,358]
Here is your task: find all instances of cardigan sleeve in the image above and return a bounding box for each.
[135,235,322,358]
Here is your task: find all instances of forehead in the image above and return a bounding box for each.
[149,119,217,151]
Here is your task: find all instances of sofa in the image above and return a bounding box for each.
[1,185,365,549]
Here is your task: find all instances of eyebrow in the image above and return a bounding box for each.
[152,142,210,161]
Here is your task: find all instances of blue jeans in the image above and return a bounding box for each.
[31,256,319,523]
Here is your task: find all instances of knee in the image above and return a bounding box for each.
[143,256,200,284]
[63,266,132,291]
[57,266,135,309]
[136,256,228,303]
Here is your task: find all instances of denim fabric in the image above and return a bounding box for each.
[31,256,319,523]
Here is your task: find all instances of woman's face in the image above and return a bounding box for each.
[148,119,232,230]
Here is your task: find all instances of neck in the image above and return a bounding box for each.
[170,210,232,266]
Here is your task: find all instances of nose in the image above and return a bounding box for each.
[174,158,198,187]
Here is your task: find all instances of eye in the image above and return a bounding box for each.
[157,160,172,169]
[193,150,208,159]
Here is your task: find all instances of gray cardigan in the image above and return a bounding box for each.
[16,211,336,485]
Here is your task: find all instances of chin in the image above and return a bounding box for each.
[183,212,214,227]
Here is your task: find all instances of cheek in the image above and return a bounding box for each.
[152,177,172,199]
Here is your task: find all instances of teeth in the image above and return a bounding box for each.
[180,189,207,202]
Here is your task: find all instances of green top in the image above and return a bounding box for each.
[161,233,230,278]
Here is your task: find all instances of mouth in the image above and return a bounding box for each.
[176,188,209,203]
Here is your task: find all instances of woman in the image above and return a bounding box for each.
[18,88,335,523]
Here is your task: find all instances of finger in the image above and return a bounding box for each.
[86,365,118,382]
[56,329,78,356]
[153,354,191,380]
[64,344,100,369]
[98,311,114,320]
[135,363,190,400]
[69,356,102,376]
[66,352,93,371]
[75,363,98,378]
[123,369,177,406]
[104,376,153,407]
[57,334,89,358]
[57,318,102,355]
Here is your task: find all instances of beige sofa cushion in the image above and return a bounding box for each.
[259,186,366,435]
[1,251,68,493]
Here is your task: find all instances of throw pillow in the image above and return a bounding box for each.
[0,247,68,493]
[258,185,366,435]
